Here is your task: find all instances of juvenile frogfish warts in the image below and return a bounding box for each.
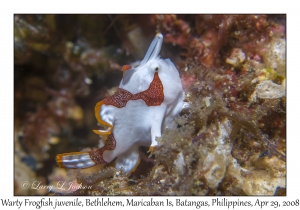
[56,33,184,174]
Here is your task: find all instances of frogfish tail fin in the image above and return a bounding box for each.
[56,152,95,169]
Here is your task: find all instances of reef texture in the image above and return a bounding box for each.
[14,14,286,195]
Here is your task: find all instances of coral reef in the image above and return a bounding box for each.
[14,14,285,195]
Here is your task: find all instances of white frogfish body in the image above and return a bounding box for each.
[56,33,184,174]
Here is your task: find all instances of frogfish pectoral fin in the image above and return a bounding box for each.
[94,101,113,131]
[93,127,112,135]
[147,146,156,157]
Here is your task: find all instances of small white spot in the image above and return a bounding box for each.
[84,77,92,84]
[204,97,211,107]
[76,163,84,168]
[79,155,91,161]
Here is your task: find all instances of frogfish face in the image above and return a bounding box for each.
[56,33,184,174]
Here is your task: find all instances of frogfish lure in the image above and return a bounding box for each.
[56,33,184,174]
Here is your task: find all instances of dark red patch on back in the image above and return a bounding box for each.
[102,88,133,108]
[102,72,164,108]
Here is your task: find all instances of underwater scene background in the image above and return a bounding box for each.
[14,14,286,195]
